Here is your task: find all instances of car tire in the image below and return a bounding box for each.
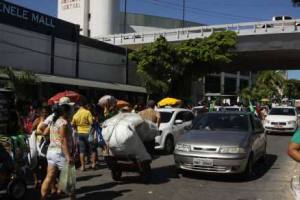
[242,154,254,180]
[7,178,27,200]
[259,144,267,163]
[164,135,174,154]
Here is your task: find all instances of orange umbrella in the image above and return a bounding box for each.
[116,100,130,109]
[48,90,81,105]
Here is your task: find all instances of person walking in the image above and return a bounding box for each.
[40,97,75,200]
[31,106,51,188]
[71,97,94,171]
[139,100,161,155]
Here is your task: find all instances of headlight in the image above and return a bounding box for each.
[288,121,296,125]
[219,147,246,154]
[175,144,191,152]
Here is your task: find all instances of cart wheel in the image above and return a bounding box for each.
[7,178,27,200]
[111,167,122,181]
[141,162,152,182]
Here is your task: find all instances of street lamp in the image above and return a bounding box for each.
[182,0,185,28]
[123,0,127,33]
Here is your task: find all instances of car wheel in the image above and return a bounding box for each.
[242,155,254,180]
[7,178,27,200]
[164,135,174,154]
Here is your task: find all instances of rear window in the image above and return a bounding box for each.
[192,113,250,132]
[269,108,295,116]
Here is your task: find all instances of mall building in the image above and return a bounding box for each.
[57,0,255,102]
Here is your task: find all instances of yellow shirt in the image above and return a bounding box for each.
[71,107,93,134]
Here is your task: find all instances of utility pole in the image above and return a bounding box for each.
[123,0,127,33]
[182,0,185,28]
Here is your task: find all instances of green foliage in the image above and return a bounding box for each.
[240,71,286,101]
[0,66,40,100]
[284,79,300,99]
[129,31,237,98]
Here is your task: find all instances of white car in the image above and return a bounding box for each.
[155,108,194,154]
[264,106,298,133]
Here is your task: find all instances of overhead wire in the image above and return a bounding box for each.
[137,0,265,21]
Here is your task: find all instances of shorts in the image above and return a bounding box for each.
[78,133,97,154]
[46,151,66,170]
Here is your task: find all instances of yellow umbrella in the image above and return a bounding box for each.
[158,97,182,107]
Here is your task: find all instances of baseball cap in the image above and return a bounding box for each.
[58,97,75,106]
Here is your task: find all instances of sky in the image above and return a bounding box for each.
[5,0,300,79]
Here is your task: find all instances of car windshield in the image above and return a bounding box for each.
[269,108,295,116]
[159,111,174,123]
[192,113,249,132]
[223,107,240,111]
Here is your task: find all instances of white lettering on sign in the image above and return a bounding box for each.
[61,0,81,10]
[0,2,55,28]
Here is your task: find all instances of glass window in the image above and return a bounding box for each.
[183,112,194,122]
[159,112,174,123]
[175,112,184,121]
[269,108,296,116]
[192,113,250,132]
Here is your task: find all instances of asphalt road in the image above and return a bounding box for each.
[17,134,300,200]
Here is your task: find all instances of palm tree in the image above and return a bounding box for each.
[0,66,40,100]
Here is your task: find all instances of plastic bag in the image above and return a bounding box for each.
[28,131,37,169]
[58,164,76,194]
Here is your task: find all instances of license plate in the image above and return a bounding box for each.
[193,158,213,167]
[275,125,283,128]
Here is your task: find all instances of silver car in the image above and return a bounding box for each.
[174,112,266,178]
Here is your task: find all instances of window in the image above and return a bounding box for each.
[183,112,194,122]
[175,112,184,121]
[88,13,91,21]
[159,112,174,123]
[88,29,91,37]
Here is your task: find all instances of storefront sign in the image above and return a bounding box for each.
[61,0,81,10]
[0,1,55,28]
[0,0,79,41]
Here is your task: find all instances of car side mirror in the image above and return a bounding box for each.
[175,119,183,125]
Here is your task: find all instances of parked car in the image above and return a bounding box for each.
[264,106,298,134]
[155,108,194,154]
[174,112,266,178]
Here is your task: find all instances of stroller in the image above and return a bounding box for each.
[0,134,29,200]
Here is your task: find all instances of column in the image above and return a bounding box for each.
[220,72,225,94]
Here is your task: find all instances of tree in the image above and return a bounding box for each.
[174,31,237,97]
[284,79,300,99]
[240,71,286,101]
[129,31,237,99]
[129,36,176,98]
[0,66,40,100]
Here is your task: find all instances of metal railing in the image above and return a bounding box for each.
[95,19,300,45]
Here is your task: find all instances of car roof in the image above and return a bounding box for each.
[207,111,251,115]
[156,108,191,112]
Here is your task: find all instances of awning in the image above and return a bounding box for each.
[37,74,146,93]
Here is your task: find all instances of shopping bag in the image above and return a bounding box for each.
[88,126,95,143]
[95,123,106,147]
[58,163,76,194]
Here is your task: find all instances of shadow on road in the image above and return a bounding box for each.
[76,189,131,200]
[77,173,103,182]
[176,154,278,183]
[267,132,294,137]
